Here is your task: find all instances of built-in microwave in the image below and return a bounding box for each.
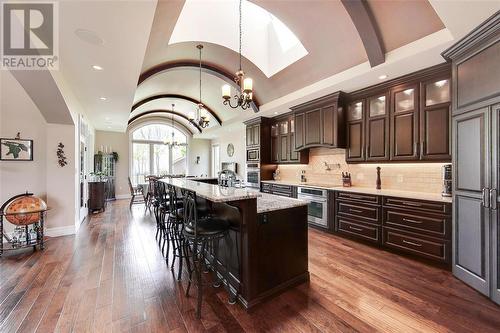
[246,148,260,162]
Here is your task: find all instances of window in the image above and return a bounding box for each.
[131,124,187,185]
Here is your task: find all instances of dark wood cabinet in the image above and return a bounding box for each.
[244,117,273,164]
[420,77,451,160]
[333,191,452,266]
[304,109,322,146]
[346,63,451,163]
[346,101,365,162]
[245,123,262,147]
[390,83,420,160]
[269,113,308,164]
[366,93,390,161]
[88,181,106,213]
[291,92,346,150]
[335,191,382,245]
[382,196,452,266]
[260,182,297,198]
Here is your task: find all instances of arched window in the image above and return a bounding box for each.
[130,123,188,185]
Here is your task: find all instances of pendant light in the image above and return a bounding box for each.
[189,45,210,128]
[221,0,253,110]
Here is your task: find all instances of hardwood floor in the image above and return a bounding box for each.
[1,199,499,333]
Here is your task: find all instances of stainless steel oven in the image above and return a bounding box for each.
[246,162,260,188]
[297,186,328,227]
[246,148,260,162]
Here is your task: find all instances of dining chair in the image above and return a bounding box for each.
[128,177,145,208]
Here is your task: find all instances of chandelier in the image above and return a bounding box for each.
[165,104,187,147]
[189,44,210,128]
[221,0,253,110]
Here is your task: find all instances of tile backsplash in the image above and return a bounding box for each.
[276,148,446,194]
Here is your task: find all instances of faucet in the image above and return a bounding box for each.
[218,169,238,187]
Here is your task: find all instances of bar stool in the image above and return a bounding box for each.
[182,189,233,319]
[167,184,188,279]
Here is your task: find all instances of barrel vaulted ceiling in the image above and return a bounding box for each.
[132,0,455,137]
[20,0,497,135]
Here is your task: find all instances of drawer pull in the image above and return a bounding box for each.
[402,201,422,207]
[402,239,422,247]
[402,218,422,224]
[345,194,371,200]
[349,226,363,231]
[349,208,363,213]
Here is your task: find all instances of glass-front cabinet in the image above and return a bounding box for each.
[366,93,389,161]
[346,100,365,162]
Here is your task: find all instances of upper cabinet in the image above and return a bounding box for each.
[390,83,419,160]
[346,63,451,163]
[243,117,273,163]
[270,113,308,165]
[290,92,346,151]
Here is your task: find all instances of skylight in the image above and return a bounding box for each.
[169,0,308,78]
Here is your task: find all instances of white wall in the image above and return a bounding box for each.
[188,138,211,177]
[46,124,76,235]
[0,70,76,237]
[0,71,48,235]
[210,123,246,179]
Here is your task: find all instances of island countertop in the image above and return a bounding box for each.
[160,177,261,202]
[161,178,308,212]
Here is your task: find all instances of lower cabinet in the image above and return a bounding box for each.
[335,192,381,245]
[334,191,452,267]
[261,183,297,198]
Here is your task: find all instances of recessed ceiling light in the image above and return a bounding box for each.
[99,97,107,101]
[274,112,278,115]
[378,74,388,80]
[92,65,103,71]
[74,29,105,45]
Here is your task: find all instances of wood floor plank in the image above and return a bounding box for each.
[1,199,500,333]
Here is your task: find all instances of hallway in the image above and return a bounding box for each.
[1,200,500,333]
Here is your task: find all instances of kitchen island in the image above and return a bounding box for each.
[160,178,309,309]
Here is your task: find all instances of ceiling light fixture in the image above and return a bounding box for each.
[189,45,210,129]
[92,65,103,71]
[378,74,388,80]
[221,0,253,110]
[166,104,187,147]
[99,97,107,101]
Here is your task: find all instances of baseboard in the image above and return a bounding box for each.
[45,225,76,238]
[116,194,132,199]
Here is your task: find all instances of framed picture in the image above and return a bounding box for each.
[0,138,33,161]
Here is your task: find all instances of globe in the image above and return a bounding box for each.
[3,195,47,226]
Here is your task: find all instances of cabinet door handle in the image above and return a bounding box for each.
[402,218,422,224]
[349,226,363,231]
[483,188,490,208]
[402,239,422,247]
[490,189,497,210]
[349,208,363,213]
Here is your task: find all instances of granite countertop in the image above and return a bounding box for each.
[257,193,308,213]
[261,180,452,203]
[161,178,261,203]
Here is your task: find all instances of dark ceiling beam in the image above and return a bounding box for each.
[127,110,203,133]
[341,0,385,67]
[132,93,222,126]
[138,61,260,113]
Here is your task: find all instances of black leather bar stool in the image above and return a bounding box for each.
[182,189,232,319]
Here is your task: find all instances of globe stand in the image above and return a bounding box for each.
[0,193,46,257]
